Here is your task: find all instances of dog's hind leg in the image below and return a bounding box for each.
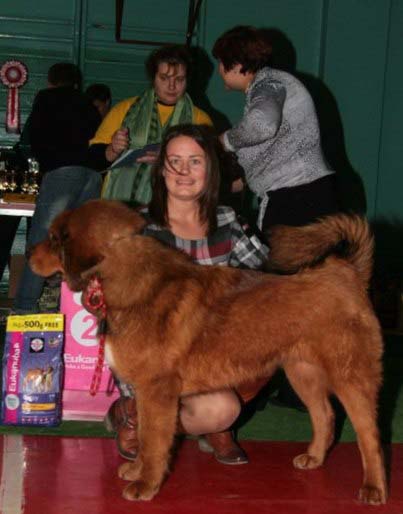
[284,361,335,469]
[118,377,181,501]
[333,384,387,505]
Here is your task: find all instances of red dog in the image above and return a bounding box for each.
[29,199,386,504]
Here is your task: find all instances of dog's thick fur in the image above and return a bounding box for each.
[29,199,386,504]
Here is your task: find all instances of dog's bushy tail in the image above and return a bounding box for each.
[266,214,374,288]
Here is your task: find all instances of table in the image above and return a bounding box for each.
[0,199,35,217]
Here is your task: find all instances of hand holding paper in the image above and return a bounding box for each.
[136,148,159,165]
[111,128,129,154]
[109,143,160,169]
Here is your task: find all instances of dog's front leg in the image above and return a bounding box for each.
[118,378,180,501]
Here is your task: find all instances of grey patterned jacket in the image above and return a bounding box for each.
[223,67,333,227]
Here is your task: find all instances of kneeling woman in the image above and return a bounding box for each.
[104,123,269,465]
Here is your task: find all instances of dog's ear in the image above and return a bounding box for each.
[57,200,147,291]
[29,210,74,277]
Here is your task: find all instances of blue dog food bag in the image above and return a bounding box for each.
[1,314,64,426]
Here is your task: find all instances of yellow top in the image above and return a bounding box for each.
[90,96,213,145]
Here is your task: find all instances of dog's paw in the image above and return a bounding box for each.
[118,460,142,481]
[293,453,322,469]
[122,480,159,501]
[359,485,387,505]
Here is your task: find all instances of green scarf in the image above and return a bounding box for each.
[102,88,194,204]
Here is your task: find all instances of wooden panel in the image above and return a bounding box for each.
[320,0,390,218]
[372,0,403,270]
[376,0,403,219]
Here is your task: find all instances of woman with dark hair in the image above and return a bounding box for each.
[105,123,269,466]
[212,25,338,230]
[213,25,339,410]
[88,45,212,204]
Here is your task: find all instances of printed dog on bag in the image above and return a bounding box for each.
[23,365,54,393]
[29,199,387,504]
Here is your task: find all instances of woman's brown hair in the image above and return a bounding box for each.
[212,25,272,73]
[145,44,192,81]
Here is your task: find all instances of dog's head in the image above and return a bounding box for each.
[29,199,146,291]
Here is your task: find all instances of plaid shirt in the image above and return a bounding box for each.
[141,206,268,269]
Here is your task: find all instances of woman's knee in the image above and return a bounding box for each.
[180,390,241,435]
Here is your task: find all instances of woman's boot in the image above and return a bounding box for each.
[197,376,272,466]
[198,431,248,465]
[104,397,138,460]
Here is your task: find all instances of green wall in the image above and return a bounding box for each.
[1,0,402,267]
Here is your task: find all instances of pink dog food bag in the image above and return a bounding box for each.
[60,282,118,420]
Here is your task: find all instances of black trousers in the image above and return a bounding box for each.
[262,174,339,230]
[262,174,338,410]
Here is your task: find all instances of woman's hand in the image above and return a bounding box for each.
[136,150,159,165]
[106,128,129,162]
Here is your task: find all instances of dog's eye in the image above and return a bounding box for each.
[50,228,69,245]
[60,229,69,243]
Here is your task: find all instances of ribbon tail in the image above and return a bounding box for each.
[6,88,21,134]
[89,333,106,396]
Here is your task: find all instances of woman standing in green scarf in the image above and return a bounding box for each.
[88,45,212,204]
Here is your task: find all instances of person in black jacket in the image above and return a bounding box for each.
[13,63,102,313]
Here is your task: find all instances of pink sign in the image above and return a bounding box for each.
[3,332,23,424]
[60,282,118,421]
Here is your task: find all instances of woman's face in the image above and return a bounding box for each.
[154,62,187,105]
[163,135,208,202]
[93,98,111,119]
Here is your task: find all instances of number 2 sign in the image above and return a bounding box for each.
[60,282,117,421]
[70,292,98,347]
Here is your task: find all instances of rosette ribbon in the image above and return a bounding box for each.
[0,60,28,134]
